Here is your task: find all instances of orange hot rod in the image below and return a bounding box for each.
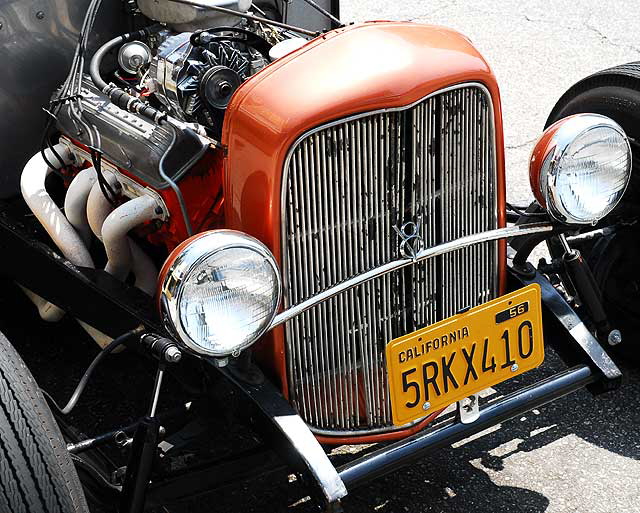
[0,0,636,511]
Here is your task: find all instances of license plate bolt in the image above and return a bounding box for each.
[511,363,519,372]
[608,329,622,346]
[422,402,431,411]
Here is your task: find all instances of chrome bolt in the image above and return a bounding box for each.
[422,402,431,411]
[608,329,623,346]
[114,431,131,448]
[113,431,127,446]
[36,10,45,19]
[511,363,519,372]
[164,346,182,363]
[464,395,477,411]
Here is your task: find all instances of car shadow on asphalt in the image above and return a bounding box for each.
[252,350,637,513]
[204,358,640,513]
[305,355,640,513]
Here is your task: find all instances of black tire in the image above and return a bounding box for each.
[546,62,640,222]
[547,62,640,128]
[0,331,89,513]
[546,62,640,345]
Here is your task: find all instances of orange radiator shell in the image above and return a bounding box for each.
[221,21,507,443]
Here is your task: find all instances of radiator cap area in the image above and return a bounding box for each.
[269,37,308,61]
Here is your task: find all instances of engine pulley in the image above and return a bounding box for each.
[149,33,257,136]
[200,65,242,110]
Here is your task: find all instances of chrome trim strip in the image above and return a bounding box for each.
[270,223,553,330]
[310,414,427,437]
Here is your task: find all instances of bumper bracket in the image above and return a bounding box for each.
[512,267,622,388]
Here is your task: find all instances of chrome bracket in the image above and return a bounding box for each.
[216,365,347,505]
[458,394,480,424]
[271,223,554,330]
[509,259,622,391]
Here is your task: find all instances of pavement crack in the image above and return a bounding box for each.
[583,19,640,54]
[424,0,459,17]
[517,10,640,55]
[523,14,541,23]
[506,137,538,150]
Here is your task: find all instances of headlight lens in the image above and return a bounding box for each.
[159,230,281,357]
[529,113,632,224]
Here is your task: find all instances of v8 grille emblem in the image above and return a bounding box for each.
[393,221,424,261]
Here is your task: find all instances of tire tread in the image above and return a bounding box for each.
[0,332,88,513]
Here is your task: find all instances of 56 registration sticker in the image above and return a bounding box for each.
[386,284,545,426]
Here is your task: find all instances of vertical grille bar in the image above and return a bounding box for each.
[282,83,499,434]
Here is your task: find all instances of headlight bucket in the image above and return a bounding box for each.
[159,230,281,358]
[529,113,632,224]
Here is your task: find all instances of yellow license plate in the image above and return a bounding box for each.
[386,284,545,426]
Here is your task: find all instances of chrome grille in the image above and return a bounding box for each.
[282,83,499,434]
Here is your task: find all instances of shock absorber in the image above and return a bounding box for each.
[557,234,618,344]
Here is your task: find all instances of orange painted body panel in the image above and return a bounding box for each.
[145,149,226,252]
[221,21,507,442]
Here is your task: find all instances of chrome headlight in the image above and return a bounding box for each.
[529,113,632,224]
[159,230,281,357]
